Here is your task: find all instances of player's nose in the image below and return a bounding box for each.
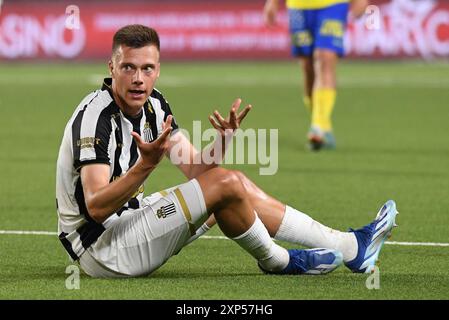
[132,69,143,84]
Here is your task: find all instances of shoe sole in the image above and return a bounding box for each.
[361,200,399,273]
[307,135,336,151]
[308,136,324,151]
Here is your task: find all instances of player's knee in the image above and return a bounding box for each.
[233,170,249,187]
[314,51,336,72]
[300,57,314,74]
[214,168,246,202]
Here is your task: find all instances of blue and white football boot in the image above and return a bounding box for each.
[259,248,343,275]
[345,200,399,273]
[307,126,325,151]
[307,126,336,151]
[323,131,336,150]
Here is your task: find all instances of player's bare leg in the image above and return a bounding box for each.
[233,171,358,263]
[314,49,337,89]
[234,171,398,273]
[194,167,343,274]
[299,56,315,113]
[309,49,338,150]
[196,168,256,238]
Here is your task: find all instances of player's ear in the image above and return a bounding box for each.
[108,60,114,77]
[156,62,161,79]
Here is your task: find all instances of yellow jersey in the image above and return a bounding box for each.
[287,0,349,10]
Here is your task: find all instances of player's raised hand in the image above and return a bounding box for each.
[263,0,279,27]
[131,115,173,169]
[209,98,252,136]
[350,0,369,19]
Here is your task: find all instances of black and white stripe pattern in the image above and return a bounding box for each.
[143,123,154,143]
[156,203,177,219]
[56,78,179,260]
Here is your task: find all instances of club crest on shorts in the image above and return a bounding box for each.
[156,203,176,219]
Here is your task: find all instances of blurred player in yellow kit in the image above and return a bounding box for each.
[264,0,368,151]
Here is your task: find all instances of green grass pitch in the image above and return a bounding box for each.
[0,61,448,299]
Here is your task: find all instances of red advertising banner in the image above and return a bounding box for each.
[0,0,448,61]
[347,0,449,59]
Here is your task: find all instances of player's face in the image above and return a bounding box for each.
[109,44,160,117]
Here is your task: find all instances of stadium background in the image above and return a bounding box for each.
[1,0,449,61]
[0,0,448,300]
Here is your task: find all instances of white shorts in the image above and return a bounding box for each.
[79,179,208,278]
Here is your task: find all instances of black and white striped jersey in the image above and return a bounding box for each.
[56,78,178,261]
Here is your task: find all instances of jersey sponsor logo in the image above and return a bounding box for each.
[156,203,177,219]
[77,137,100,149]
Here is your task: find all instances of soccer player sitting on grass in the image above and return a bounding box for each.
[263,0,369,150]
[56,24,397,278]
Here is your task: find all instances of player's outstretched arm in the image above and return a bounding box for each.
[81,116,173,224]
[350,0,369,19]
[208,98,252,136]
[131,115,173,170]
[263,0,280,26]
[168,98,251,180]
[205,98,251,169]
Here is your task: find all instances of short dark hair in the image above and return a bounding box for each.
[112,24,160,54]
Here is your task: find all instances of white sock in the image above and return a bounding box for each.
[275,206,358,262]
[185,222,210,245]
[233,215,289,272]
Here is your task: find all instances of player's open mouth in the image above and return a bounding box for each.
[129,89,146,99]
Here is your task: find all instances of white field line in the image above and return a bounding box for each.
[384,241,449,247]
[1,230,448,247]
[0,230,57,236]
